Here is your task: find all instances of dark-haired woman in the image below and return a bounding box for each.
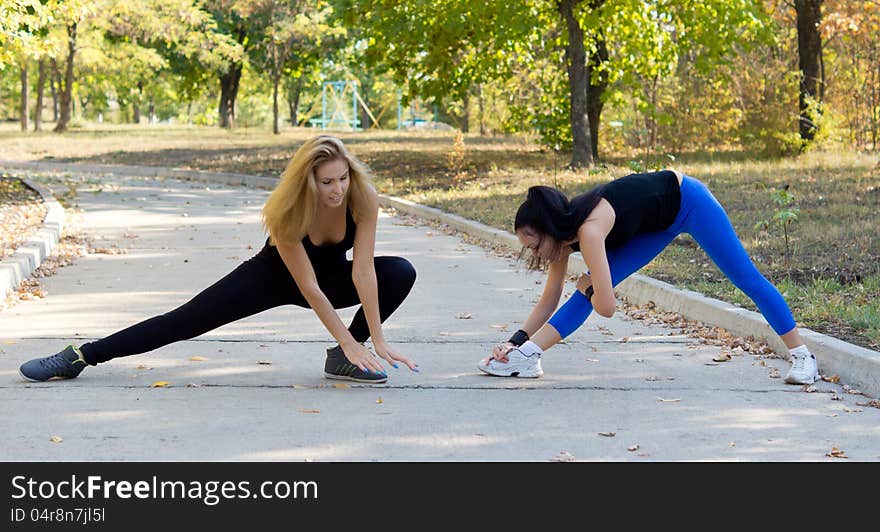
[478,170,819,385]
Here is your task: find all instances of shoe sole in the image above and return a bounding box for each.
[477,364,543,378]
[18,369,45,382]
[324,372,387,384]
[784,374,819,385]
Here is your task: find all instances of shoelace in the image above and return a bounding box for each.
[41,352,82,374]
[790,354,806,374]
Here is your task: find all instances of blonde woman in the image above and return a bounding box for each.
[20,135,418,384]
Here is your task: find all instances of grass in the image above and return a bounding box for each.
[1,123,878,349]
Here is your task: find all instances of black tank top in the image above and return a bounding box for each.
[263,208,356,267]
[571,170,681,250]
[302,207,357,265]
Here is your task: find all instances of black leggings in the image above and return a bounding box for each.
[79,244,417,365]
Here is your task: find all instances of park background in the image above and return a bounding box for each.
[1,0,878,352]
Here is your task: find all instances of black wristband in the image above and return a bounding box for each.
[508,329,529,346]
[583,286,594,299]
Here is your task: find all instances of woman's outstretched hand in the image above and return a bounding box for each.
[491,342,515,363]
[341,342,388,375]
[373,340,419,372]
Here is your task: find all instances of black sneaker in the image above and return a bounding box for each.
[324,344,387,384]
[19,345,89,382]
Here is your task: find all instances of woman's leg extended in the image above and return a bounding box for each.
[80,251,301,364]
[319,256,417,343]
[542,230,677,345]
[682,180,797,337]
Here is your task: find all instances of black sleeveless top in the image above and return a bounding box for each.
[302,207,357,265]
[571,170,681,250]
[264,207,356,267]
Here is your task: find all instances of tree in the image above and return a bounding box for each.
[795,0,824,143]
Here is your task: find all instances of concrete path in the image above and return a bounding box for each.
[1,172,879,461]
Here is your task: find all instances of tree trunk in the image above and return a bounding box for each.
[478,84,486,136]
[460,89,470,133]
[586,23,608,161]
[795,0,823,142]
[272,74,280,135]
[20,63,29,131]
[34,59,46,131]
[218,63,243,128]
[50,59,60,122]
[54,22,77,133]
[558,0,593,168]
[287,76,303,126]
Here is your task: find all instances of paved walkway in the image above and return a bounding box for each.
[1,172,879,461]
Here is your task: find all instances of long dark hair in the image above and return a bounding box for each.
[514,184,605,269]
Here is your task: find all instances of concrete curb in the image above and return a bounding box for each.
[0,176,65,299]
[3,159,879,397]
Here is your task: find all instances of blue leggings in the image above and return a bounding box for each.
[548,175,797,338]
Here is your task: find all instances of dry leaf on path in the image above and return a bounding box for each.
[712,352,731,362]
[257,360,272,365]
[332,383,350,389]
[769,368,781,378]
[857,400,880,409]
[376,397,384,404]
[489,324,509,330]
[628,444,640,452]
[826,447,848,459]
[49,436,63,443]
[585,358,600,363]
[822,374,840,383]
[150,381,170,388]
[598,432,616,437]
[189,356,207,362]
[551,451,576,462]
[455,312,474,319]
[657,397,681,403]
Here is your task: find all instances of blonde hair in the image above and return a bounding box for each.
[262,135,373,245]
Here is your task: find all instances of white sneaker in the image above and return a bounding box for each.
[478,348,543,378]
[784,352,819,384]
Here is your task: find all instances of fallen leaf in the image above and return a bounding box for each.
[136,364,148,370]
[551,451,576,462]
[298,409,320,414]
[856,400,880,409]
[585,358,600,363]
[49,436,63,443]
[189,356,207,362]
[645,376,660,382]
[729,442,736,447]
[843,407,863,413]
[657,397,681,403]
[802,385,817,393]
[619,337,630,343]
[826,447,848,459]
[257,360,272,365]
[712,352,731,362]
[822,374,840,383]
[769,368,781,378]
[598,432,616,437]
[628,444,640,452]
[455,312,474,319]
[376,397,384,404]
[332,383,350,389]
[489,323,509,330]
[150,381,170,388]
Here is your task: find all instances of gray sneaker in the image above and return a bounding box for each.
[19,345,89,382]
[324,344,387,384]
